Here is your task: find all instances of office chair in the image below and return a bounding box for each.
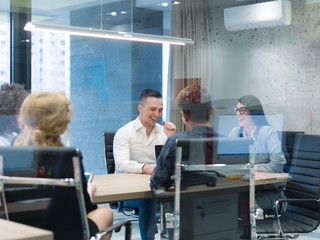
[104,132,116,174]
[104,132,139,216]
[171,137,255,240]
[256,134,320,239]
[277,131,304,173]
[0,146,132,240]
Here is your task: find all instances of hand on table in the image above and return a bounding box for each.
[142,164,156,175]
[87,181,97,200]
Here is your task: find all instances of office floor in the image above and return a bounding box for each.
[109,209,320,240]
[298,229,320,240]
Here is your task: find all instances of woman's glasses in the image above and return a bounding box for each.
[233,107,248,114]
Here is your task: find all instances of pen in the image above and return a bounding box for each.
[162,121,175,131]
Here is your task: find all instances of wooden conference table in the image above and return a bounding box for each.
[92,172,289,203]
[0,219,53,240]
[92,172,288,239]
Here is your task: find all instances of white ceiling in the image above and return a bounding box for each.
[1,0,320,12]
[0,0,319,25]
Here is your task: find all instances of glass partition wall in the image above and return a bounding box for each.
[3,0,318,173]
[1,0,320,238]
[25,0,168,173]
[0,1,10,85]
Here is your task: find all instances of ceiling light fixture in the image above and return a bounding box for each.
[24,22,194,46]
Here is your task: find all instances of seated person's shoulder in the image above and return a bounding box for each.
[166,131,185,142]
[115,120,135,136]
[259,125,277,135]
[229,126,241,137]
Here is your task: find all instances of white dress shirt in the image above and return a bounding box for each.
[113,117,168,173]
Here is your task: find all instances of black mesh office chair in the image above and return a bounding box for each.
[256,134,320,239]
[277,131,304,173]
[104,132,116,174]
[0,146,132,240]
[104,132,139,216]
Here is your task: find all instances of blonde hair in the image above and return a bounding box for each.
[14,91,72,146]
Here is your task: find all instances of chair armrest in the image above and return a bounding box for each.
[276,198,319,204]
[274,198,320,217]
[92,219,133,240]
[274,198,320,237]
[274,198,320,216]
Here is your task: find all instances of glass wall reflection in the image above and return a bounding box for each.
[0,0,319,175]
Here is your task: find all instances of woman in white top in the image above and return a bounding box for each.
[229,95,286,173]
[229,95,286,212]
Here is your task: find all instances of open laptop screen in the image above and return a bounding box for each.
[176,137,253,165]
[215,137,253,165]
[155,145,163,159]
[176,137,253,177]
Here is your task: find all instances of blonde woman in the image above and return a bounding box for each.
[14,91,113,240]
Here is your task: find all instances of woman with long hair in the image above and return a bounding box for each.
[229,95,286,172]
[14,91,71,146]
[229,95,287,238]
[14,91,113,240]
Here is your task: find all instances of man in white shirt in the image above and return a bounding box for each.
[113,89,176,240]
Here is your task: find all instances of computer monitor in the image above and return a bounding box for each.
[0,146,82,202]
[176,137,254,182]
[215,137,253,164]
[1,146,36,177]
[217,114,284,141]
[176,137,253,165]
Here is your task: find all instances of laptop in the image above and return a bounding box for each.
[214,137,253,177]
[176,137,253,177]
[155,144,163,159]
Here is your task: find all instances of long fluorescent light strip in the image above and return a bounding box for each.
[24,22,194,46]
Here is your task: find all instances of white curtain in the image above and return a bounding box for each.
[170,0,211,132]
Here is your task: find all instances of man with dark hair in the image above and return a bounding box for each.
[114,88,176,174]
[150,84,214,190]
[113,88,176,240]
[0,83,29,146]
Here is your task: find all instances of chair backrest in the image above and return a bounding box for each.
[277,131,305,173]
[0,146,90,240]
[173,137,255,239]
[104,132,116,174]
[284,134,320,231]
